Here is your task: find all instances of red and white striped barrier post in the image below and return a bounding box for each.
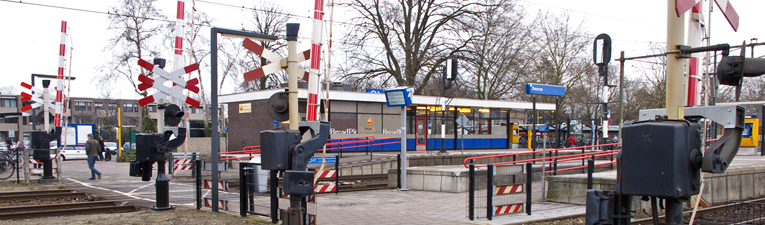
[306,0,325,121]
[54,20,67,127]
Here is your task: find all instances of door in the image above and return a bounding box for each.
[415,117,427,151]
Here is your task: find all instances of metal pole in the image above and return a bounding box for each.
[287,24,300,131]
[270,170,278,223]
[196,159,201,210]
[762,105,765,156]
[210,28,220,212]
[619,51,625,143]
[532,96,536,162]
[526,162,532,215]
[587,159,594,189]
[468,163,475,221]
[400,106,408,190]
[240,162,247,217]
[31,75,35,130]
[487,164,493,220]
[666,0,687,119]
[555,98,559,149]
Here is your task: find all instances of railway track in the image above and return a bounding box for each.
[0,189,139,220]
[631,197,765,225]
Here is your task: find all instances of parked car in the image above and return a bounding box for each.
[122,142,136,151]
[104,142,117,155]
[50,146,88,161]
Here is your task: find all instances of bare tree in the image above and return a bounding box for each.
[98,0,167,97]
[520,11,594,122]
[341,0,490,94]
[463,0,533,100]
[0,86,17,95]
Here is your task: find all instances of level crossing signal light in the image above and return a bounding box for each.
[717,43,765,86]
[160,104,184,126]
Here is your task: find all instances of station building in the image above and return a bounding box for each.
[220,88,555,152]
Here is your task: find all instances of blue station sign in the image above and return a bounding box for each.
[366,88,384,94]
[309,156,337,164]
[525,83,566,96]
[384,87,413,107]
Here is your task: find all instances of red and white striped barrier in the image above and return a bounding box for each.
[54,20,67,127]
[313,183,336,193]
[29,159,57,175]
[172,159,194,171]
[494,184,524,195]
[305,0,325,122]
[136,59,200,107]
[203,197,229,210]
[203,179,229,191]
[241,39,310,82]
[315,170,336,179]
[494,203,524,215]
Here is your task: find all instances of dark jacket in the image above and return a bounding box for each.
[86,138,100,157]
[98,139,105,153]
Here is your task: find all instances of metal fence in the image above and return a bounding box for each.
[467,162,532,220]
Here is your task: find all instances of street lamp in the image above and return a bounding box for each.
[440,55,457,154]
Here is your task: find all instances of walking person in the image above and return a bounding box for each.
[97,136,105,161]
[85,134,102,180]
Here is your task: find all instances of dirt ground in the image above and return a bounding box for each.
[0,182,271,225]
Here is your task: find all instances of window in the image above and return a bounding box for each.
[108,103,117,110]
[74,101,88,111]
[94,103,104,110]
[123,103,135,112]
[1,99,16,108]
[148,104,157,112]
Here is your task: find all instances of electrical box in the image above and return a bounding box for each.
[260,130,302,170]
[620,119,702,199]
[136,133,169,162]
[741,116,759,147]
[511,124,520,144]
[283,171,315,195]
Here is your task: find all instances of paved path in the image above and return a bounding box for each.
[28,147,763,224]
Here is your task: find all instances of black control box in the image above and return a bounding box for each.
[620,119,702,199]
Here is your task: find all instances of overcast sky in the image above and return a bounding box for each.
[1,0,762,100]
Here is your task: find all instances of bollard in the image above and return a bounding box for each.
[587,159,594,189]
[487,164,494,220]
[553,159,558,175]
[240,162,247,217]
[397,154,401,189]
[526,162,532,215]
[335,155,340,194]
[168,155,174,175]
[191,152,197,178]
[196,159,201,210]
[468,163,475,221]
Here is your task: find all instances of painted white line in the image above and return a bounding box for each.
[128,182,155,194]
[66,178,186,206]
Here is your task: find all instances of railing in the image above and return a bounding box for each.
[463,142,622,168]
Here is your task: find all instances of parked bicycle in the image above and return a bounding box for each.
[0,149,24,180]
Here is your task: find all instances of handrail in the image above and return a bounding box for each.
[463,142,621,168]
[221,155,255,161]
[546,161,617,173]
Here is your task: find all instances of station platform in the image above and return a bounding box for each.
[44,146,765,225]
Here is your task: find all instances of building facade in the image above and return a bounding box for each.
[220,89,556,152]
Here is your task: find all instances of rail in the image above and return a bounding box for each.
[463,142,621,168]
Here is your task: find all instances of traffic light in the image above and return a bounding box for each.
[162,104,184,126]
[717,45,765,86]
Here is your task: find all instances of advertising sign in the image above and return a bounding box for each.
[570,120,582,135]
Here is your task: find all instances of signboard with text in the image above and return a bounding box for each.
[384,88,413,107]
[525,83,566,96]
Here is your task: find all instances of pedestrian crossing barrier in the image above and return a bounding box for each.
[203,197,229,211]
[203,179,229,191]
